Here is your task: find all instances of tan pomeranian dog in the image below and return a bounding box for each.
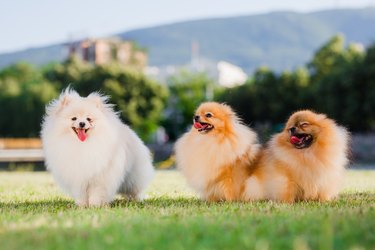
[175,102,260,201]
[244,110,350,202]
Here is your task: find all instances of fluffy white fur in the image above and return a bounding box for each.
[41,88,154,207]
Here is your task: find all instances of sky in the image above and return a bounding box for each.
[0,0,373,54]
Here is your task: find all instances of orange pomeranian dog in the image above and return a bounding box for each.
[244,110,350,202]
[175,102,260,201]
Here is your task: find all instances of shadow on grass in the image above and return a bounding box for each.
[0,193,372,213]
[0,197,205,212]
[0,199,75,212]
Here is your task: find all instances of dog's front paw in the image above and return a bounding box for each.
[88,195,109,207]
[76,199,89,208]
[125,192,147,202]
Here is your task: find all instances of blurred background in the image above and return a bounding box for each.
[0,0,374,169]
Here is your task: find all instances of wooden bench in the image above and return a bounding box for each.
[0,138,44,163]
[0,149,44,162]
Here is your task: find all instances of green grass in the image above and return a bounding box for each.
[0,170,374,250]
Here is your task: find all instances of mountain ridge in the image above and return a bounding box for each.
[0,8,374,73]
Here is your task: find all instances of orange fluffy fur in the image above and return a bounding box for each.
[175,102,260,201]
[244,110,350,202]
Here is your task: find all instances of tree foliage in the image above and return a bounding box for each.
[44,58,168,140]
[0,58,168,140]
[0,63,58,137]
[1,34,375,140]
[218,35,375,134]
[162,71,215,140]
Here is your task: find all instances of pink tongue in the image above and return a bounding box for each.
[290,136,302,144]
[77,129,87,142]
[194,122,203,129]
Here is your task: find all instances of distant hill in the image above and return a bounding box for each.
[0,8,374,73]
[0,44,66,69]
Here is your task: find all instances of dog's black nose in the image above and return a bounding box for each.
[79,122,86,128]
[194,115,200,122]
[289,127,296,133]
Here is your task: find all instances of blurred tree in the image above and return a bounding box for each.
[1,35,375,139]
[163,71,214,140]
[44,57,168,141]
[361,44,375,130]
[219,35,375,133]
[0,63,58,137]
[100,65,168,140]
[218,66,311,132]
[44,55,93,90]
[308,34,345,82]
[217,80,254,124]
[310,36,366,130]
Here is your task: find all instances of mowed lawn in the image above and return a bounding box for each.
[0,170,374,250]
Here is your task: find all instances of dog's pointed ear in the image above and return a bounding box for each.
[317,113,327,120]
[87,92,108,109]
[46,88,79,115]
[220,103,236,120]
[60,94,71,108]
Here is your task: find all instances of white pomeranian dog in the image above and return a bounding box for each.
[41,88,154,207]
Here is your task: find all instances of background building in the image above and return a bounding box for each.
[68,37,147,70]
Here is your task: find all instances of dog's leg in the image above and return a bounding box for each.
[222,178,236,201]
[243,176,264,201]
[278,180,297,203]
[317,190,336,202]
[87,182,111,207]
[119,162,154,201]
[72,184,89,207]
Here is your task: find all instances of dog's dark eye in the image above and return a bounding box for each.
[71,117,77,121]
[205,113,213,118]
[87,118,92,122]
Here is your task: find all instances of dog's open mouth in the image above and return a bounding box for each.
[193,122,214,133]
[290,133,313,149]
[72,127,89,142]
